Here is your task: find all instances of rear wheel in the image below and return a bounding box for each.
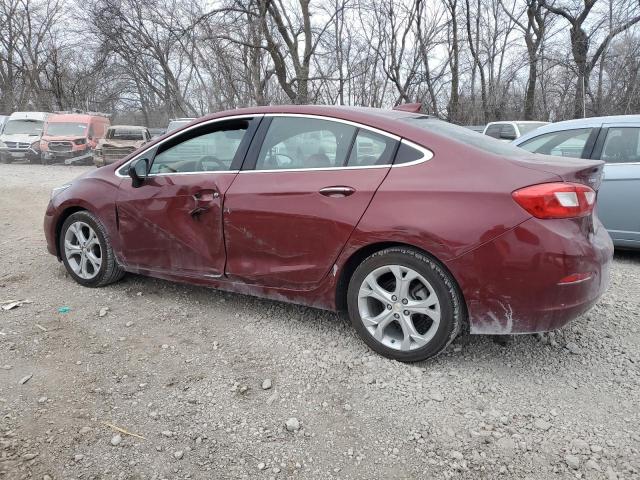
[59,211,125,287]
[347,247,463,362]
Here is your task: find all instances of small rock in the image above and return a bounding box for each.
[262,379,272,390]
[343,404,352,411]
[19,374,33,385]
[22,453,38,461]
[174,450,184,460]
[285,417,300,432]
[571,438,590,453]
[534,419,551,431]
[125,321,134,327]
[74,454,84,462]
[429,391,444,402]
[1,365,12,370]
[257,462,266,470]
[450,450,464,460]
[273,467,281,474]
[585,459,601,471]
[565,454,580,470]
[111,434,122,446]
[565,342,582,354]
[37,396,47,404]
[43,476,52,480]
[79,426,91,435]
[99,307,109,317]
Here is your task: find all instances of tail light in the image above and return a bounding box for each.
[512,182,596,219]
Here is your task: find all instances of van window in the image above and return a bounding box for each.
[4,119,44,135]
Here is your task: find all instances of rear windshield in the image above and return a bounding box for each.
[45,122,88,136]
[516,122,547,135]
[107,128,144,140]
[3,119,44,135]
[400,117,529,156]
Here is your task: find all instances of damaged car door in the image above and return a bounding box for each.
[115,117,259,278]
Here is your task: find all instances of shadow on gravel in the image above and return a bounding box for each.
[614,248,640,263]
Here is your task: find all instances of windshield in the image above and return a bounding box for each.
[516,122,548,135]
[107,128,144,140]
[45,122,88,137]
[3,119,44,136]
[401,117,529,156]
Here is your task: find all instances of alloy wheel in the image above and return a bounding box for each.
[64,221,102,280]
[357,265,441,351]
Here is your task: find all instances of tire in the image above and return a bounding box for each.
[347,247,464,362]
[59,211,125,287]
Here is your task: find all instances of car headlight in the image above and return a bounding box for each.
[51,184,71,199]
[74,138,87,145]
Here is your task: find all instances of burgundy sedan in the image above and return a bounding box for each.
[44,106,613,361]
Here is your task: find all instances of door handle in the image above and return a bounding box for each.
[319,186,355,197]
[190,189,219,218]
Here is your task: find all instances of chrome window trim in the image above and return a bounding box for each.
[115,114,263,178]
[604,162,640,166]
[115,112,434,178]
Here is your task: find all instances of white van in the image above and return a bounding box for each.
[0,112,49,163]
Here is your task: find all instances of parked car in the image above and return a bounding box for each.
[148,128,165,139]
[44,106,612,362]
[513,115,640,250]
[0,111,49,163]
[483,121,548,141]
[41,113,110,165]
[93,125,151,167]
[166,118,195,132]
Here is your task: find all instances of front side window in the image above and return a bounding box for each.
[518,128,593,158]
[600,127,640,164]
[150,121,248,174]
[256,117,356,170]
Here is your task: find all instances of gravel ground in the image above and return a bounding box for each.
[0,163,639,480]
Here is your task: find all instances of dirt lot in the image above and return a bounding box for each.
[0,163,639,480]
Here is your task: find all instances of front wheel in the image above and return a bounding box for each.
[347,247,464,362]
[59,211,125,287]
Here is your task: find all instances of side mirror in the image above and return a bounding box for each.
[129,158,149,188]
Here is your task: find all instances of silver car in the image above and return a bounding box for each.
[513,115,640,249]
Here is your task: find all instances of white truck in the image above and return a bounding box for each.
[482,121,548,142]
[0,111,49,163]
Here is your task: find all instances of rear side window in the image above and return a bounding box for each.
[485,124,502,138]
[256,117,356,170]
[600,127,640,163]
[519,128,592,158]
[346,130,396,167]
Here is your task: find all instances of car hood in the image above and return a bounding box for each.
[0,133,41,143]
[97,139,145,148]
[42,135,86,142]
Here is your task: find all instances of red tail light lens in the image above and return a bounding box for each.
[512,182,596,219]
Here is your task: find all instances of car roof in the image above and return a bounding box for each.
[109,125,148,130]
[8,111,49,121]
[514,114,640,145]
[47,114,102,123]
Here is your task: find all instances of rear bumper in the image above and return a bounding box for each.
[448,216,613,334]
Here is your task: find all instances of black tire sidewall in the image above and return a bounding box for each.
[347,247,462,362]
[59,212,110,287]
